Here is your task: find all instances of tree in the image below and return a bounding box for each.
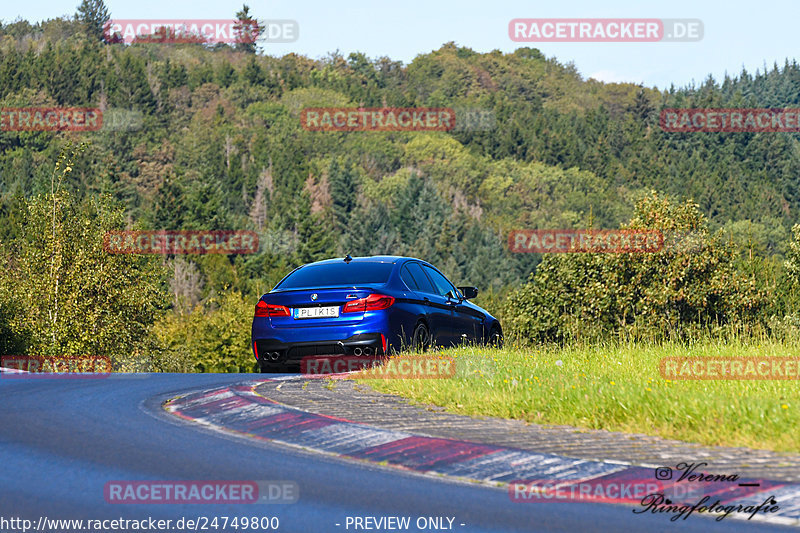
[242,56,266,85]
[0,145,168,370]
[293,192,335,264]
[631,87,653,121]
[233,4,263,54]
[329,158,358,231]
[342,200,398,256]
[216,61,237,88]
[112,53,157,114]
[76,0,110,42]
[503,192,766,344]
[784,225,800,286]
[152,291,255,372]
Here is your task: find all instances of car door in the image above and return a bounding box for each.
[420,265,482,344]
[451,288,486,343]
[403,262,453,346]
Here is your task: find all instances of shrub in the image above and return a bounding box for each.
[0,145,169,370]
[504,192,766,343]
[152,291,257,373]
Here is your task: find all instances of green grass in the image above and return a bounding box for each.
[356,340,800,452]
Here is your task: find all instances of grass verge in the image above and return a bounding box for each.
[355,339,800,452]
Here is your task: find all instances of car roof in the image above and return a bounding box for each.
[306,255,420,266]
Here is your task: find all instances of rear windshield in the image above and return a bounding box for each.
[274,262,394,290]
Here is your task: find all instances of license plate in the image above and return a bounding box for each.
[294,306,339,319]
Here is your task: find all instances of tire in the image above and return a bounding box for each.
[487,324,503,349]
[411,322,431,352]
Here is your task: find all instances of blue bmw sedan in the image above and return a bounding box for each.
[251,255,502,372]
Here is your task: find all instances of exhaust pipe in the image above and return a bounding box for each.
[353,347,363,356]
[363,347,373,356]
[268,352,281,362]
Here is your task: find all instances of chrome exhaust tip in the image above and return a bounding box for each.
[268,352,280,362]
[363,346,373,356]
[353,347,363,356]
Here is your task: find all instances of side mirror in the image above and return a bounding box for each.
[457,286,478,300]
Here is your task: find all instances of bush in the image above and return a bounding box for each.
[0,145,169,370]
[0,189,168,369]
[504,192,766,343]
[152,291,257,373]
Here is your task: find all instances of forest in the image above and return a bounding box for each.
[2,4,800,371]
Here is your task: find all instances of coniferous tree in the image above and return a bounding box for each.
[342,201,398,256]
[329,158,358,231]
[113,53,157,113]
[151,177,186,231]
[76,0,110,42]
[293,192,335,265]
[233,5,263,54]
[216,62,237,88]
[242,56,265,85]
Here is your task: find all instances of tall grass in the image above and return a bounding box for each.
[359,336,800,452]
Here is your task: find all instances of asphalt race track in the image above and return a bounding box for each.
[0,374,792,533]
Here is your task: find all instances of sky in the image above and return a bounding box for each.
[7,0,798,90]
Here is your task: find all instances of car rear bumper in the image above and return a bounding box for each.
[253,333,386,365]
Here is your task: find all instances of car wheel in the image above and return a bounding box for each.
[488,324,503,348]
[412,322,431,352]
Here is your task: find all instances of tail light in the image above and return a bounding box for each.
[255,300,290,317]
[342,293,395,313]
